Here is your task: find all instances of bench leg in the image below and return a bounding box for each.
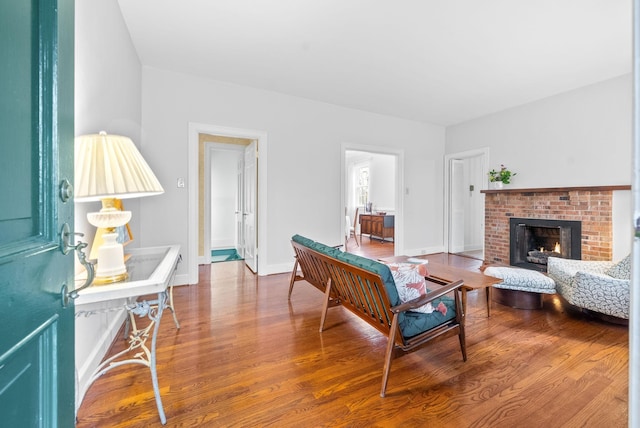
[455,290,468,362]
[380,314,400,398]
[288,258,300,300]
[319,279,333,332]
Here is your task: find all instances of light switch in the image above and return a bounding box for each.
[177,178,185,188]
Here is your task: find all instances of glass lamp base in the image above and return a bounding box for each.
[94,232,128,285]
[93,271,129,285]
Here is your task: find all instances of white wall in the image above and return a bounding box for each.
[446,74,633,257]
[446,74,632,188]
[369,154,396,212]
[613,190,633,260]
[138,67,447,276]
[74,0,142,408]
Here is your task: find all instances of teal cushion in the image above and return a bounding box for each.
[292,234,342,258]
[335,252,400,307]
[308,241,342,259]
[333,252,458,339]
[606,254,631,280]
[399,296,457,338]
[292,234,315,247]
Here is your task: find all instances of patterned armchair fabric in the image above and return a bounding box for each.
[547,257,630,319]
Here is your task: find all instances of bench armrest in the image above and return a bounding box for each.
[390,279,463,313]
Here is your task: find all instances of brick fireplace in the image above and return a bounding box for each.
[482,186,630,265]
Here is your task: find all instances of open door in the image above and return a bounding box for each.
[449,159,465,253]
[243,141,258,272]
[445,149,487,258]
[235,154,244,257]
[0,0,76,425]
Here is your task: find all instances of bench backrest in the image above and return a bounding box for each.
[324,254,396,337]
[291,235,341,295]
[291,236,401,341]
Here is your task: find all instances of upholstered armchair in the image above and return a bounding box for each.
[547,256,630,320]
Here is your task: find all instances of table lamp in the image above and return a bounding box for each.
[75,131,164,284]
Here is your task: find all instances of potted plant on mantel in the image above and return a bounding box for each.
[488,164,516,189]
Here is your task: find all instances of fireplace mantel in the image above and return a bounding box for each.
[482,185,630,265]
[481,184,630,194]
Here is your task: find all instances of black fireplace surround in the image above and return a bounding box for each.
[509,218,582,272]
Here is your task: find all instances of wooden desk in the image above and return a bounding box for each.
[360,213,394,242]
[381,255,502,320]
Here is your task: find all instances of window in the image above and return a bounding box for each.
[355,164,369,206]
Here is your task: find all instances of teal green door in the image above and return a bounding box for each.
[0,0,76,426]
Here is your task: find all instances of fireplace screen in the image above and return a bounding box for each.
[509,218,581,271]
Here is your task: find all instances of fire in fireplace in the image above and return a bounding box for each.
[509,218,581,272]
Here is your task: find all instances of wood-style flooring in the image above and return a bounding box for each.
[76,237,629,427]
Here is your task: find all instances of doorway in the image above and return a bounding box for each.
[188,123,267,282]
[342,144,403,256]
[204,141,247,264]
[444,148,488,259]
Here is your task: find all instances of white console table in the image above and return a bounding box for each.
[75,245,181,425]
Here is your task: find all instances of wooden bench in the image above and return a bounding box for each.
[289,235,466,397]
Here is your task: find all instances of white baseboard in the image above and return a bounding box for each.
[263,261,296,276]
[403,245,445,257]
[174,273,190,286]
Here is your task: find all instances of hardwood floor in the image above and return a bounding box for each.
[76,239,629,427]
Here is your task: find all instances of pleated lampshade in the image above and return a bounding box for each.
[74,131,165,284]
[74,131,164,201]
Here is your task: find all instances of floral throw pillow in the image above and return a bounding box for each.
[606,254,631,280]
[386,262,448,315]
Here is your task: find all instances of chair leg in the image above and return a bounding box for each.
[380,314,400,397]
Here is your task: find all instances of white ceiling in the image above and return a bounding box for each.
[117,0,632,126]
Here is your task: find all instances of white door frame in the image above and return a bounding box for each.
[188,123,268,283]
[443,147,489,254]
[341,142,404,256]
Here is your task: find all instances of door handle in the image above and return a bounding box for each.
[59,223,95,305]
